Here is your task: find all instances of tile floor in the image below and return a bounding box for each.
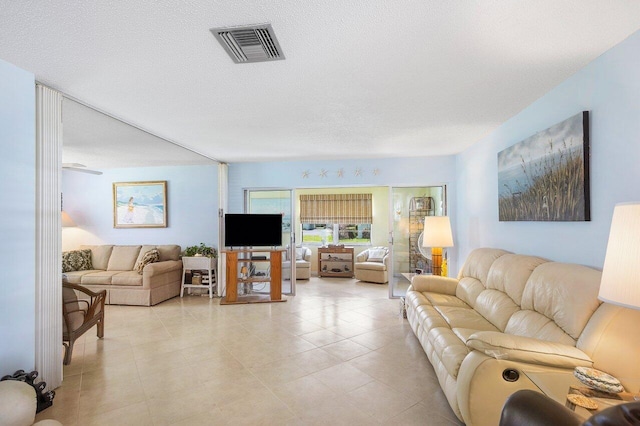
[38,277,463,425]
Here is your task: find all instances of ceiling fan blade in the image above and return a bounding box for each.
[63,166,103,175]
[62,163,103,175]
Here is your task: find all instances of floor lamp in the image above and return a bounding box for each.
[422,216,453,276]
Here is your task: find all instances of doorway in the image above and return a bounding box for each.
[245,189,295,295]
[389,186,447,298]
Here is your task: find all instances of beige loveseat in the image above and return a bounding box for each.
[354,246,389,283]
[405,248,640,426]
[283,246,312,280]
[63,245,182,306]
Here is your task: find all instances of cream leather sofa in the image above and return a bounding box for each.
[405,248,640,426]
[63,245,182,306]
[354,247,389,283]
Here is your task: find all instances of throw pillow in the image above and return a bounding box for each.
[367,248,387,263]
[295,247,306,261]
[62,249,93,272]
[134,249,160,274]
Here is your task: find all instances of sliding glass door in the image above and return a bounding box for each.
[245,189,295,295]
[389,186,446,298]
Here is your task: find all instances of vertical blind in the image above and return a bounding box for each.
[300,194,372,223]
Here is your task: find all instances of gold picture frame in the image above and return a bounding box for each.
[113,181,167,228]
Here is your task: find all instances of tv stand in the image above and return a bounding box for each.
[221,249,286,304]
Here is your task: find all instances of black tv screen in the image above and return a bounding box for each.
[224,214,283,248]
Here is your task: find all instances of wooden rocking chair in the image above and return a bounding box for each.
[62,283,106,365]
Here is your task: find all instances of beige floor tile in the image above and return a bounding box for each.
[322,338,371,361]
[311,362,375,394]
[43,277,462,424]
[344,380,421,422]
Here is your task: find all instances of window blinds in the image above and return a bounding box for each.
[299,194,372,223]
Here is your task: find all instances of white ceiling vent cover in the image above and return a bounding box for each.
[211,24,285,64]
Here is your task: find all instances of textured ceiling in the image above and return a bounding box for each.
[1,1,640,168]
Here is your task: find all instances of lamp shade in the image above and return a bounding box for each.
[598,202,640,310]
[422,216,454,248]
[61,210,76,227]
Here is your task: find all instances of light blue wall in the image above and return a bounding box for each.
[0,59,36,374]
[228,156,459,269]
[62,165,220,251]
[456,30,640,269]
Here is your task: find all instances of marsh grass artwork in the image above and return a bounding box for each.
[113,181,167,228]
[498,112,590,221]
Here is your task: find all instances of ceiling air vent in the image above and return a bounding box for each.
[211,23,285,64]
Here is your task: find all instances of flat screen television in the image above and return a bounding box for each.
[224,214,282,248]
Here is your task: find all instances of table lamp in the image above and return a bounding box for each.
[598,202,640,400]
[422,216,454,276]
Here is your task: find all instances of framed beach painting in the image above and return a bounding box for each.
[113,181,167,228]
[498,111,590,221]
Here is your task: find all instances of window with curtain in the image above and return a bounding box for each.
[300,194,372,244]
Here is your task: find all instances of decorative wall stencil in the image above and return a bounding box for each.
[113,181,167,228]
[498,111,590,221]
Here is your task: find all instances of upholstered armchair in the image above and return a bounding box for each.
[282,246,312,280]
[355,247,389,283]
[62,282,106,365]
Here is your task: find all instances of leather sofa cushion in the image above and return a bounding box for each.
[426,293,469,308]
[429,327,470,378]
[466,331,592,368]
[521,262,602,340]
[417,304,450,329]
[80,245,114,270]
[435,306,499,332]
[107,246,142,271]
[474,289,521,331]
[485,254,548,306]
[111,271,144,286]
[505,310,576,346]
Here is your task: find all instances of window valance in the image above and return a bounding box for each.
[299,194,372,223]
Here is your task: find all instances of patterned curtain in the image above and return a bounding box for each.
[299,194,372,223]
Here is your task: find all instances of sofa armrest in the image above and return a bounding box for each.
[409,275,458,295]
[143,260,182,277]
[466,331,593,368]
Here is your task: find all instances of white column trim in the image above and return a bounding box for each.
[35,84,63,389]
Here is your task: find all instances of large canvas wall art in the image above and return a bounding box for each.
[498,112,590,221]
[113,181,167,228]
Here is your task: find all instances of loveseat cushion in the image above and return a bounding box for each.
[80,271,122,285]
[356,261,386,271]
[157,245,181,261]
[64,270,100,284]
[80,245,114,270]
[107,246,141,271]
[111,271,143,286]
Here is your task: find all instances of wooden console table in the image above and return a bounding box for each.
[221,249,286,304]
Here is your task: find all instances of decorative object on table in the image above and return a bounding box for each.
[598,202,640,400]
[566,393,598,410]
[1,369,55,413]
[498,111,590,222]
[183,243,217,258]
[574,367,624,394]
[113,181,167,228]
[421,216,454,276]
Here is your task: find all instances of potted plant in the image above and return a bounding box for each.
[183,243,217,258]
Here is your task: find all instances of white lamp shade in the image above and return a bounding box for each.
[61,210,76,227]
[599,202,640,310]
[422,216,454,248]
